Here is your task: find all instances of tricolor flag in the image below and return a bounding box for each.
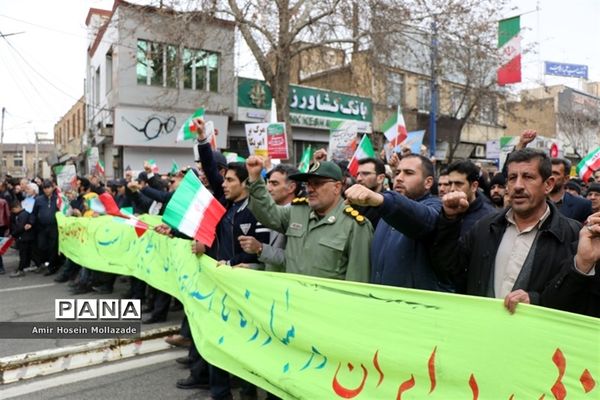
[298,145,314,173]
[162,170,225,246]
[177,108,205,142]
[382,105,408,147]
[497,16,521,85]
[95,160,105,176]
[56,188,69,215]
[112,216,149,238]
[0,237,15,255]
[146,159,159,173]
[576,147,600,182]
[347,135,375,177]
[170,160,180,175]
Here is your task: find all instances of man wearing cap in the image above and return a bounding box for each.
[586,183,600,213]
[245,156,372,282]
[489,173,507,209]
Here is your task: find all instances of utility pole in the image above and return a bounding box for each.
[429,21,438,157]
[0,107,5,177]
[34,131,39,178]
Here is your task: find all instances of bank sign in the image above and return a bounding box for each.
[237,78,372,132]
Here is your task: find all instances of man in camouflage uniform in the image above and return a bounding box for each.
[246,156,372,282]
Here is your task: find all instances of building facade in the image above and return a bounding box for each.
[85,1,235,178]
[53,96,86,166]
[506,84,600,159]
[2,142,54,179]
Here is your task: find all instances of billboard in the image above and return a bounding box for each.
[544,62,588,79]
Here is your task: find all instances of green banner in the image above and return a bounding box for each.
[57,214,600,399]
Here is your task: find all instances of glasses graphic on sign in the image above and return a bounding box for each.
[122,116,176,140]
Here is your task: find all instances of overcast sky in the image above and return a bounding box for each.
[0,0,599,144]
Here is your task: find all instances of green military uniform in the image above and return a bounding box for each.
[247,163,373,282]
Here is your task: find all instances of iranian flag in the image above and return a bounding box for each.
[95,160,105,176]
[348,135,375,177]
[162,170,225,246]
[0,237,14,255]
[298,145,314,173]
[382,105,408,147]
[55,188,69,215]
[497,16,521,85]
[112,217,149,238]
[146,159,159,173]
[576,147,600,182]
[177,108,205,142]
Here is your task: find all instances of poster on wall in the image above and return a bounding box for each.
[244,123,289,160]
[115,107,228,149]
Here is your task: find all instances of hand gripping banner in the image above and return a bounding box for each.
[58,214,600,399]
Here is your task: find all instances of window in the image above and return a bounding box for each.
[386,72,404,107]
[1,158,6,167]
[13,154,23,167]
[450,88,466,119]
[106,50,113,93]
[417,80,431,112]
[479,98,497,125]
[95,67,100,106]
[137,39,178,88]
[183,48,219,92]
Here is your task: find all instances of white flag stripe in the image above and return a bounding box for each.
[177,186,214,237]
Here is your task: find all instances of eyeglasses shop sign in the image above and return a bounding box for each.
[237,78,372,132]
[114,107,229,148]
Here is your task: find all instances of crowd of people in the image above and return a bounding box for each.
[1,123,599,399]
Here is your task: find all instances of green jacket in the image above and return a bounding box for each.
[247,178,373,282]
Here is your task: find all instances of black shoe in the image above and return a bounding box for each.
[43,268,58,276]
[175,356,192,366]
[142,305,154,313]
[176,376,209,390]
[71,286,92,295]
[91,285,113,294]
[54,275,69,283]
[142,316,166,324]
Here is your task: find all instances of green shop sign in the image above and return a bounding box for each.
[237,78,373,129]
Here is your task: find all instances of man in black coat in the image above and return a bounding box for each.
[432,149,581,312]
[549,158,592,223]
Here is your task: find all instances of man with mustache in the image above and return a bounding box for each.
[431,149,581,313]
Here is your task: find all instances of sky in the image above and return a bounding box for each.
[0,0,599,144]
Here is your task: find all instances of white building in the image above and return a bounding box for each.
[85,1,235,178]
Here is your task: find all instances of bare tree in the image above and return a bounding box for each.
[368,0,513,162]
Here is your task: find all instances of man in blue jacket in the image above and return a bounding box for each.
[345,153,447,291]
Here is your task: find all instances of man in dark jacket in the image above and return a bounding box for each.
[30,180,61,276]
[539,211,600,318]
[445,160,496,236]
[345,154,445,291]
[432,149,581,312]
[549,158,592,223]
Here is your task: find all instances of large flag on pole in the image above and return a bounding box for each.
[382,105,408,147]
[162,170,226,246]
[576,147,600,182]
[177,108,205,142]
[497,16,521,85]
[347,135,375,177]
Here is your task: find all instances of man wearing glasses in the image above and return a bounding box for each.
[245,156,373,283]
[354,157,387,228]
